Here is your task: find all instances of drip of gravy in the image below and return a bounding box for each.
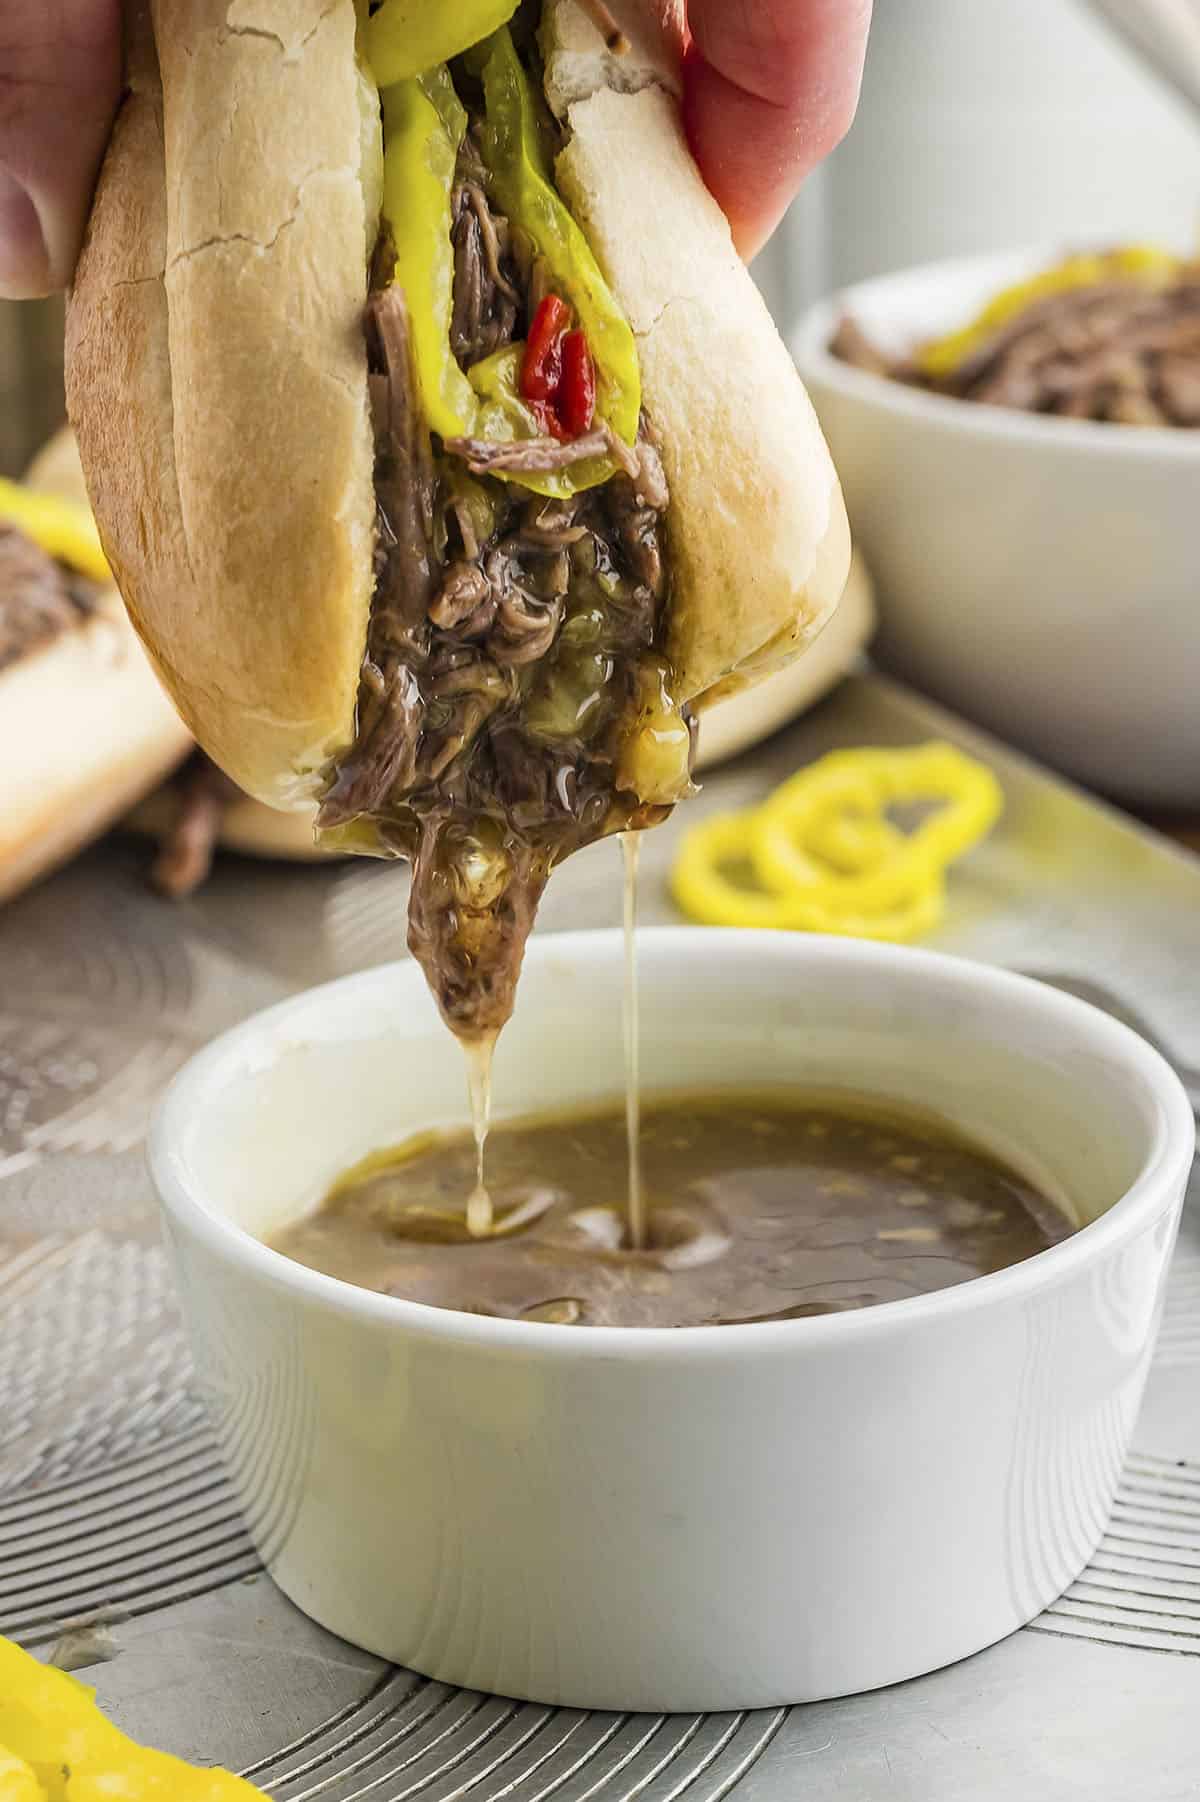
[464,1033,497,1239]
[455,833,645,1250]
[621,832,644,1251]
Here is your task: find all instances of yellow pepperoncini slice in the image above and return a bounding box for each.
[918,244,1180,379]
[0,1636,268,1800]
[380,70,477,443]
[671,743,1001,941]
[366,0,519,88]
[376,35,641,499]
[0,479,110,585]
[0,1746,44,1801]
[471,26,642,467]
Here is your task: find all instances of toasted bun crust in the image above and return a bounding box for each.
[542,0,850,705]
[68,0,848,809]
[67,0,378,810]
[0,428,192,905]
[694,552,874,771]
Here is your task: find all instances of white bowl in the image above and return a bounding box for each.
[794,250,1200,806]
[150,930,1193,1711]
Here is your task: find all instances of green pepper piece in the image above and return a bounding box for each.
[470,349,629,502]
[380,71,477,442]
[473,27,642,471]
[367,0,520,89]
[465,348,586,501]
[524,649,617,744]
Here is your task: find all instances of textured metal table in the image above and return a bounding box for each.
[2,671,1198,1801]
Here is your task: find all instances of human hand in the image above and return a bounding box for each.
[682,0,873,260]
[0,0,120,298]
[0,1,871,299]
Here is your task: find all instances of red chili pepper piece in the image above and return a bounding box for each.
[521,295,571,403]
[529,398,571,442]
[558,329,597,438]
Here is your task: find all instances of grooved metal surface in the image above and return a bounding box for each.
[2,672,1199,1801]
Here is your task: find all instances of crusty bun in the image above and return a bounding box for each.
[694,551,875,772]
[541,0,850,706]
[67,0,849,813]
[28,421,337,874]
[0,427,191,905]
[67,0,377,811]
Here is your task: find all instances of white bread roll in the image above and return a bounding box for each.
[541,0,850,705]
[67,0,377,811]
[67,0,849,813]
[694,552,875,771]
[0,427,191,906]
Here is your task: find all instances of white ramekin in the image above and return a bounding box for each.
[150,930,1194,1711]
[794,250,1200,806]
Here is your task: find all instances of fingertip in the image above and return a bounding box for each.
[0,167,52,299]
[0,0,122,296]
[683,0,872,260]
[682,48,788,261]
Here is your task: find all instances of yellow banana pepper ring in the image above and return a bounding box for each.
[671,743,1001,942]
[0,479,110,585]
[753,744,1002,905]
[673,811,947,940]
[0,1747,43,1800]
[0,1634,267,1799]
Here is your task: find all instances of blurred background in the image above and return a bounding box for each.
[4,0,1199,474]
[759,0,1200,329]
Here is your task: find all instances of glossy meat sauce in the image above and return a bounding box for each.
[271,1093,1071,1329]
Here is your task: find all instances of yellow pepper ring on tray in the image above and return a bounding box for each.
[671,743,1001,942]
[672,811,948,940]
[753,743,1002,905]
[0,1632,266,1799]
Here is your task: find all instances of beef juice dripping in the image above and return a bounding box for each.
[621,831,644,1251]
[465,1033,497,1238]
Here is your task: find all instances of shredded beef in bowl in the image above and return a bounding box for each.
[830,247,1200,428]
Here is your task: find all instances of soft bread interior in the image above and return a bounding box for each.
[540,0,683,111]
[31,425,331,867]
[0,426,192,904]
[0,597,191,905]
[542,1,851,708]
[66,0,379,810]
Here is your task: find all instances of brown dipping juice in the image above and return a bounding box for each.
[271,1092,1072,1329]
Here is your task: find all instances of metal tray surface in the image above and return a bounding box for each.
[2,672,1197,1801]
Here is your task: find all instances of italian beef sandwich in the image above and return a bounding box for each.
[66,0,851,1036]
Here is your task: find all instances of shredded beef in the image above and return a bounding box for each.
[320,288,435,827]
[0,526,96,671]
[449,135,524,368]
[445,423,636,478]
[149,756,241,899]
[322,93,679,1040]
[831,265,1200,426]
[365,289,437,639]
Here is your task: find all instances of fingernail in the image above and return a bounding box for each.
[0,167,51,297]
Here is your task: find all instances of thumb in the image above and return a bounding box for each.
[0,0,121,298]
[683,0,872,261]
